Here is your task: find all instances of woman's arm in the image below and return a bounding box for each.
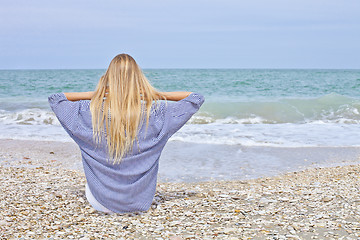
[63,92,94,101]
[159,92,192,101]
[63,91,191,102]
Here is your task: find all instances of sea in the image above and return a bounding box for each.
[1,69,360,182]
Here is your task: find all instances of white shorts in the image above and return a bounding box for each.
[85,183,114,214]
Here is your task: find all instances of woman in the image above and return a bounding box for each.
[48,54,205,213]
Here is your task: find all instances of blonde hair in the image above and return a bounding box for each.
[90,54,163,164]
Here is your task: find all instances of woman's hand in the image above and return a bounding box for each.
[63,92,94,101]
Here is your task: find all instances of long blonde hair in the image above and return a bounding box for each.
[90,54,162,164]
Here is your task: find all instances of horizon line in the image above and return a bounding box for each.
[0,67,359,71]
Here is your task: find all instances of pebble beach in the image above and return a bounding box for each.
[1,140,360,239]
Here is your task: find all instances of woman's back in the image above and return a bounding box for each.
[49,91,204,213]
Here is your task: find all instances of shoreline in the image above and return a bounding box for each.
[1,139,360,238]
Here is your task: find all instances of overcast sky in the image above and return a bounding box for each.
[1,0,359,69]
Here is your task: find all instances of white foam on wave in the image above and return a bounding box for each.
[0,109,60,126]
[0,123,72,142]
[189,114,279,124]
[216,116,271,124]
[189,114,360,125]
[1,102,360,127]
[1,109,360,147]
[169,122,360,147]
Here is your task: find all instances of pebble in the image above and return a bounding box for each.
[322,196,333,202]
[223,228,236,234]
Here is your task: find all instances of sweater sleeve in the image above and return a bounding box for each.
[165,92,205,136]
[48,93,81,137]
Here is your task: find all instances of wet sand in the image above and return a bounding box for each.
[1,139,360,182]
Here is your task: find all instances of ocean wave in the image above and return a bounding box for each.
[189,115,360,125]
[0,109,60,125]
[168,123,360,147]
[1,118,359,147]
[1,93,360,126]
[195,93,360,124]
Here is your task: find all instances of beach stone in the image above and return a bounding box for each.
[259,197,273,206]
[285,234,300,239]
[279,197,290,202]
[231,196,242,200]
[0,220,8,226]
[223,228,236,234]
[287,226,296,235]
[321,196,333,202]
[219,194,230,198]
